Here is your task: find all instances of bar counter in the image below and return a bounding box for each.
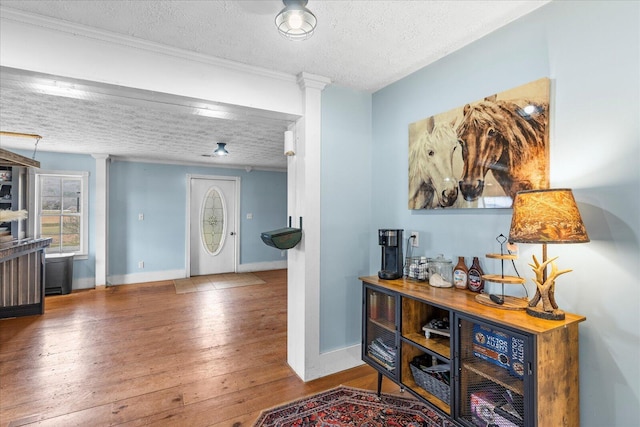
[0,238,52,318]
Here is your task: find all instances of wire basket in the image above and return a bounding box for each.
[405,257,429,281]
[410,362,450,403]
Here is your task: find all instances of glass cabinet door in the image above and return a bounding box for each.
[363,286,398,379]
[456,315,531,427]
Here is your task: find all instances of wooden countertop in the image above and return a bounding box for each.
[0,238,52,261]
[360,275,586,335]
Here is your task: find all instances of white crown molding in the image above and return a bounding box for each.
[0,6,298,85]
[110,155,287,173]
[297,72,331,91]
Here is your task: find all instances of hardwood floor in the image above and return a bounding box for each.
[0,269,403,426]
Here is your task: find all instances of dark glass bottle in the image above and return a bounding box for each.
[467,256,484,292]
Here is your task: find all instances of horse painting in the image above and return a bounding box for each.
[408,116,459,209]
[456,98,549,202]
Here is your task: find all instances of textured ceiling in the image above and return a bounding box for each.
[0,0,550,170]
[0,67,296,170]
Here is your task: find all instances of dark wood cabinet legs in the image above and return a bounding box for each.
[377,371,383,397]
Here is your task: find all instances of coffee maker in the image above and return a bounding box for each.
[378,229,403,280]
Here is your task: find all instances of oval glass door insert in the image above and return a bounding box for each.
[201,186,227,255]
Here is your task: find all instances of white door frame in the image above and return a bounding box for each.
[185,174,241,278]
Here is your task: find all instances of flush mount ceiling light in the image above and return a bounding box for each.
[213,142,229,157]
[275,0,317,41]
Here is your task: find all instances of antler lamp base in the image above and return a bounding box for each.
[526,305,565,320]
[526,253,571,321]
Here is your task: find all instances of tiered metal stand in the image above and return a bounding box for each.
[475,235,528,310]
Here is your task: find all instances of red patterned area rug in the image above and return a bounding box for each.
[253,385,453,426]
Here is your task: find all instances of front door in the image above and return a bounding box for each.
[189,176,238,276]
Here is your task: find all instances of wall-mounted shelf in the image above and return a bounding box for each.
[260,216,302,250]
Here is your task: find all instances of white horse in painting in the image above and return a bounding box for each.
[409,116,459,209]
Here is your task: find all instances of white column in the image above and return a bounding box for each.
[92,154,109,287]
[287,73,330,381]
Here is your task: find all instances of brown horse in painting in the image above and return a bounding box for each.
[409,116,459,209]
[457,99,548,202]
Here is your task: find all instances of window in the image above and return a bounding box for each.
[30,170,89,257]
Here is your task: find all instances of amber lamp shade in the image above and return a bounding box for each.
[508,189,589,320]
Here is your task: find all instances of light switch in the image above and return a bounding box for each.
[138,213,144,221]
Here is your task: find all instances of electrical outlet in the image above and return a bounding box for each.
[138,261,144,269]
[411,231,419,247]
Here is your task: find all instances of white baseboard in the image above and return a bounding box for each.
[302,343,365,382]
[107,269,186,286]
[79,263,285,288]
[73,277,96,290]
[237,260,287,272]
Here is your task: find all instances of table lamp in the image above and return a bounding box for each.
[508,189,589,320]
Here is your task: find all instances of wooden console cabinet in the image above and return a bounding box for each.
[1,238,52,318]
[361,276,585,427]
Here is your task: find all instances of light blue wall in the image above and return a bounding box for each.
[12,150,97,282]
[320,85,372,352]
[108,160,287,276]
[367,1,638,426]
[13,151,286,281]
[239,169,288,263]
[109,161,187,275]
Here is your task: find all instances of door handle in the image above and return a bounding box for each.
[230,232,236,236]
